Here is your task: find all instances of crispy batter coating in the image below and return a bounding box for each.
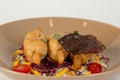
[23,28,47,65]
[48,34,69,64]
[70,54,93,69]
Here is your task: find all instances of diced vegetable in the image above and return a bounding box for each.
[100,57,110,64]
[22,62,31,65]
[13,64,31,73]
[31,68,41,76]
[53,33,61,39]
[65,70,75,76]
[88,62,102,74]
[94,56,100,62]
[55,68,69,77]
[12,48,109,76]
[13,60,20,67]
[14,50,22,55]
[85,71,91,76]
[41,39,47,43]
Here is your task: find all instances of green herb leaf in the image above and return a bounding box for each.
[73,31,78,35]
[74,35,79,39]
[73,31,79,39]
[41,39,47,43]
[53,33,61,39]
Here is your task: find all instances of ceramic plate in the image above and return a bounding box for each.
[0,17,120,80]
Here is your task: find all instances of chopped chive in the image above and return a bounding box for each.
[74,35,79,39]
[41,39,47,43]
[73,31,79,35]
[53,33,61,39]
[73,31,79,39]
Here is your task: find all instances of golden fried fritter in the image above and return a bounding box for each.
[70,54,93,69]
[48,33,69,64]
[23,28,47,65]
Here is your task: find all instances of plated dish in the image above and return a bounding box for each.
[12,28,109,76]
[0,17,120,80]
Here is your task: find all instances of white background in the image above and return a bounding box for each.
[0,0,120,80]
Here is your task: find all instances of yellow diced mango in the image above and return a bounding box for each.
[94,56,100,62]
[65,70,75,76]
[85,71,91,76]
[55,68,69,77]
[14,50,22,55]
[31,68,41,76]
[86,54,93,60]
[81,66,85,70]
[22,62,31,65]
[13,60,19,67]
